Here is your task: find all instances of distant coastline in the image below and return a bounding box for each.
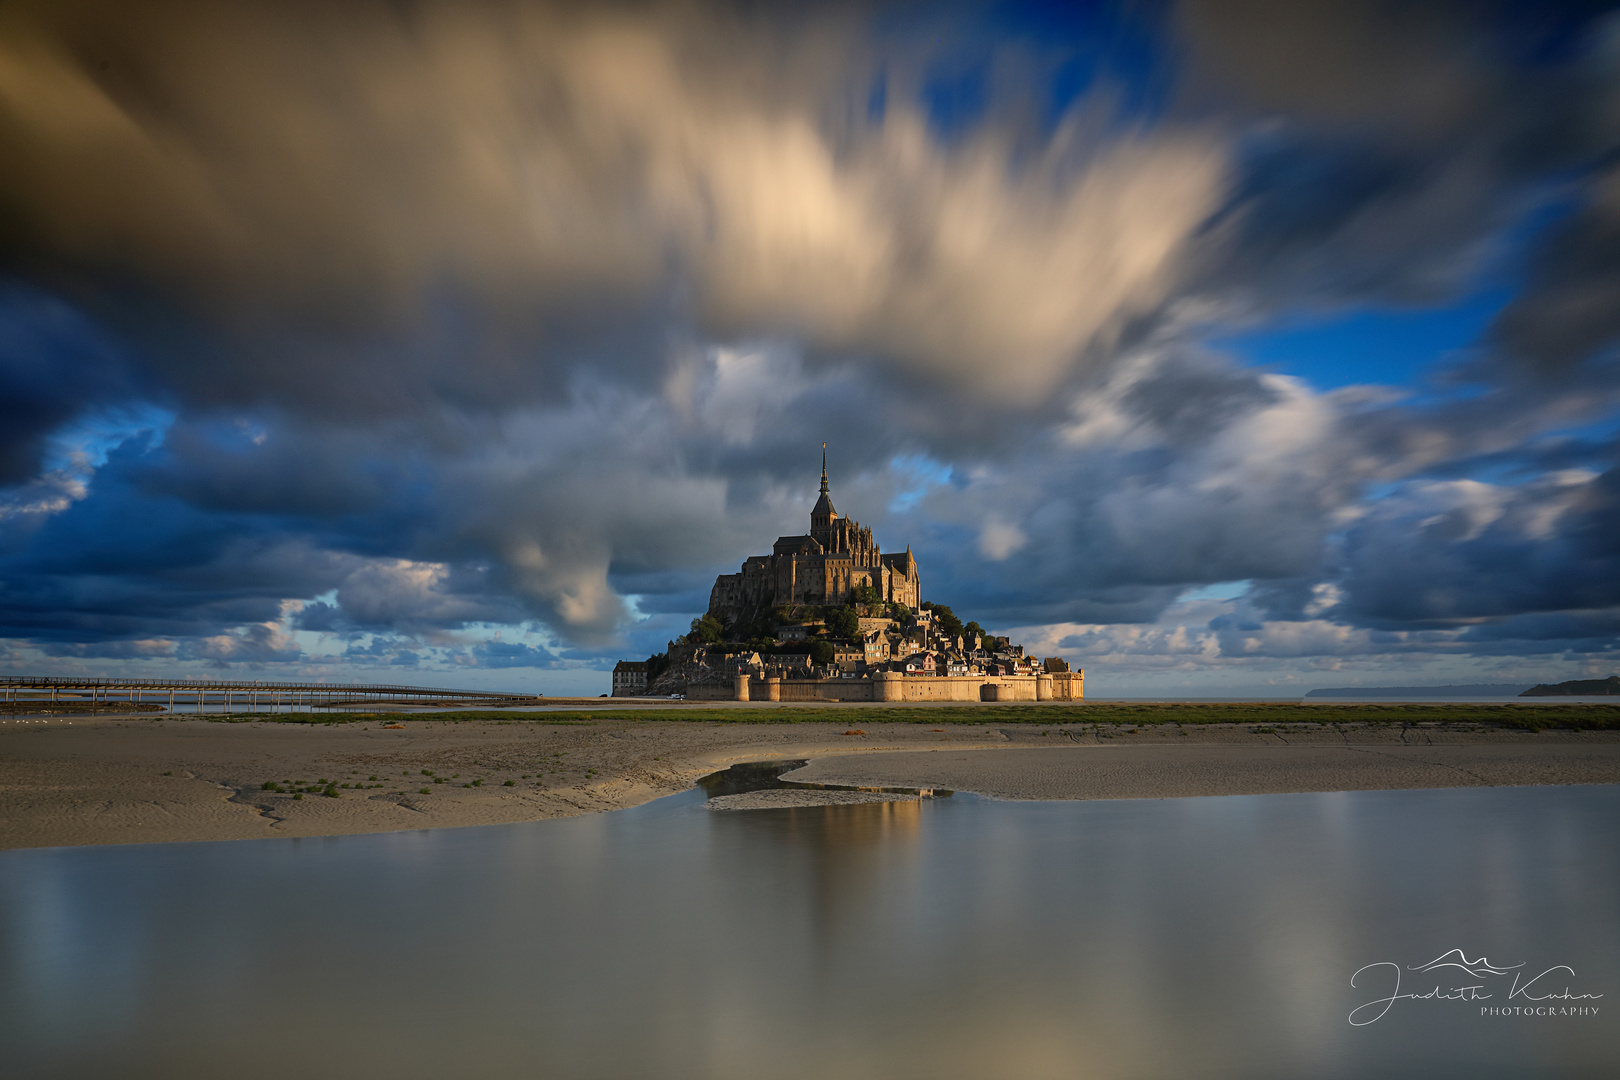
[1521,675,1620,697]
[1305,683,1531,698]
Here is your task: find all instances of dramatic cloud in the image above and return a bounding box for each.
[1,0,1617,691]
[0,0,1223,409]
[1489,165,1620,376]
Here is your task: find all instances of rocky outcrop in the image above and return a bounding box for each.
[1521,675,1620,696]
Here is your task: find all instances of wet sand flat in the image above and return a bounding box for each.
[0,716,1011,849]
[783,740,1620,800]
[3,715,1618,848]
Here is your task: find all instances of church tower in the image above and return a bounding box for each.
[706,444,918,623]
[810,443,838,549]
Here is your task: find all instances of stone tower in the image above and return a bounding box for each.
[810,444,837,549]
[705,447,922,624]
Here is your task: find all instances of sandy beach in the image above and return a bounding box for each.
[3,712,1618,849]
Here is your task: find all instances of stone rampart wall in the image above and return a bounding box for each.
[683,670,1087,703]
[657,670,1083,702]
[774,678,875,702]
[684,682,738,701]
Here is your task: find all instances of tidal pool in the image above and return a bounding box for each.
[2,781,1616,1079]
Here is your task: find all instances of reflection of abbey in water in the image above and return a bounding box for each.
[706,450,920,623]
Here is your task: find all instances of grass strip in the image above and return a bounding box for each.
[193,711,598,725]
[176,703,1620,731]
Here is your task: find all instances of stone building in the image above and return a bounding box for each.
[611,661,648,696]
[614,448,1082,702]
[707,452,921,626]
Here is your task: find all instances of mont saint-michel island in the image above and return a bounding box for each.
[613,453,1082,703]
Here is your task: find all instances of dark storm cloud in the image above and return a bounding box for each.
[1176,0,1620,313]
[1459,607,1620,642]
[1174,0,1487,132]
[1488,165,1620,376]
[0,440,352,642]
[0,431,517,644]
[1336,465,1620,626]
[466,639,559,669]
[0,286,141,483]
[41,639,176,660]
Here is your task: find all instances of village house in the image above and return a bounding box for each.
[611,661,648,695]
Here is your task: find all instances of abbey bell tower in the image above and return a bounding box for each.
[810,444,838,547]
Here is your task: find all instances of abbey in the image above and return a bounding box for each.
[707,453,921,625]
[618,450,1082,702]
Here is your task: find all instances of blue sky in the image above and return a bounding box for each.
[1,0,1618,696]
[1217,289,1512,391]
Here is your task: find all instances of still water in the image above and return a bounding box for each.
[2,782,1616,1079]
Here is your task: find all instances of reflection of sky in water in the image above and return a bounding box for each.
[2,786,1616,1079]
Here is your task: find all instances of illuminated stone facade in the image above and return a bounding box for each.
[707,454,921,625]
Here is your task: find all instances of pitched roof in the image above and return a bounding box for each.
[813,446,837,517]
[773,534,823,555]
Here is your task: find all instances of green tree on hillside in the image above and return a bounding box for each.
[809,639,835,666]
[825,605,860,640]
[928,603,964,640]
[689,614,724,644]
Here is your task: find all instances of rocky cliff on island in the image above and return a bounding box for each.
[1520,675,1620,696]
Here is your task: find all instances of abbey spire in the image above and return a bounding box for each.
[811,442,837,529]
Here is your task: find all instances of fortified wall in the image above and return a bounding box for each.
[686,670,1084,703]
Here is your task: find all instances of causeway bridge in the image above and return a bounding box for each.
[2,675,540,713]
